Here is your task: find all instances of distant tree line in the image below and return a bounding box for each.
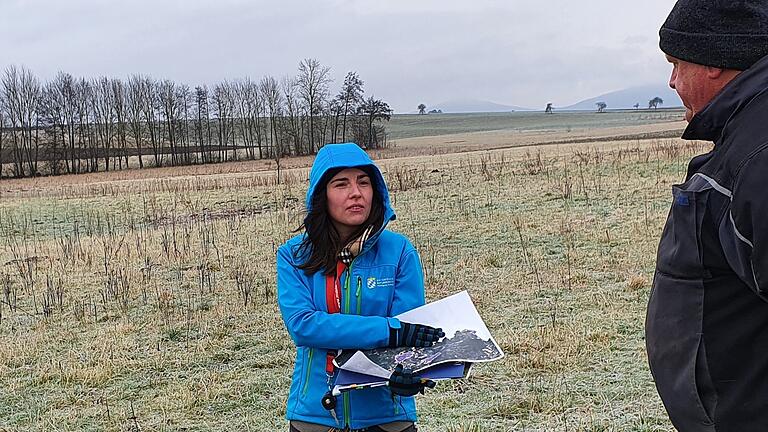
[0,59,393,179]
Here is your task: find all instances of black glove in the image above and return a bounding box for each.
[388,322,445,348]
[388,364,436,397]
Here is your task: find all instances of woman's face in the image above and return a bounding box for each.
[326,168,373,239]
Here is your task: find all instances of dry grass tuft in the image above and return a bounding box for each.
[627,274,649,292]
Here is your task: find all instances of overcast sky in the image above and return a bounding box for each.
[0,0,677,112]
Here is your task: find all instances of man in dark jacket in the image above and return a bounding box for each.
[646,1,768,431]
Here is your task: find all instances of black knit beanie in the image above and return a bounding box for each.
[659,0,768,71]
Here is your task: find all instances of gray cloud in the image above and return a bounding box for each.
[0,0,676,112]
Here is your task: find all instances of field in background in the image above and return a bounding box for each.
[387,109,685,140]
[0,110,688,198]
[0,113,704,431]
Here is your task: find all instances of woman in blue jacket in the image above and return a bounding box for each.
[277,143,443,431]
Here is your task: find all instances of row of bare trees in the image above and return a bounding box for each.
[0,59,393,178]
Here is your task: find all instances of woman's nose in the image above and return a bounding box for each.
[349,184,362,197]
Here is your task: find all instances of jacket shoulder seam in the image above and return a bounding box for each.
[733,141,768,186]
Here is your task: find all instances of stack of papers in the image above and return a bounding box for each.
[332,291,504,394]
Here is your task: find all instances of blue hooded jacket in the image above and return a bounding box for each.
[277,143,425,429]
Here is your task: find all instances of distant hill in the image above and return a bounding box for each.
[560,85,683,111]
[422,98,532,114]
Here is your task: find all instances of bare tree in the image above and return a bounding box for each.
[48,72,78,173]
[111,79,128,169]
[233,78,261,160]
[329,97,343,143]
[91,77,117,171]
[39,79,67,175]
[194,85,212,164]
[252,83,266,160]
[176,84,192,164]
[297,58,331,153]
[158,80,193,166]
[157,79,179,165]
[212,81,235,162]
[232,80,249,160]
[2,65,25,176]
[0,94,5,178]
[72,78,93,173]
[281,76,303,156]
[2,65,42,177]
[0,110,4,179]
[126,75,146,168]
[61,75,82,173]
[260,76,284,181]
[338,72,364,142]
[137,77,162,167]
[354,97,392,149]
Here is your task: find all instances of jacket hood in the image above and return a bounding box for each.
[305,142,396,224]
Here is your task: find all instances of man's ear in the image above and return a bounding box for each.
[705,66,725,79]
[707,67,743,83]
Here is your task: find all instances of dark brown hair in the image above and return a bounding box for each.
[294,166,385,275]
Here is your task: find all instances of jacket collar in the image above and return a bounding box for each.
[683,54,768,142]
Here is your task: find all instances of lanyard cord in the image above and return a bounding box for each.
[325,261,347,376]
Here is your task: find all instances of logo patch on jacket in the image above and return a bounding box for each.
[368,277,394,289]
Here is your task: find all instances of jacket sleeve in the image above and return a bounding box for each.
[276,245,395,350]
[730,149,768,295]
[389,246,427,317]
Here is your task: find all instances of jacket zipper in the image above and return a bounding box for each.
[301,348,314,397]
[343,262,353,428]
[344,264,352,315]
[356,276,362,315]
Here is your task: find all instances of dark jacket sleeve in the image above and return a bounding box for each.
[730,147,768,294]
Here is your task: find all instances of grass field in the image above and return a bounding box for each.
[0,115,706,431]
[387,110,685,140]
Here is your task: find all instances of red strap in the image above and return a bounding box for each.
[325,261,345,314]
[325,352,336,376]
[324,261,347,375]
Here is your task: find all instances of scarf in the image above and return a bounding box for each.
[337,225,374,266]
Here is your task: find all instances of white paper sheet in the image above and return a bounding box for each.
[334,290,504,375]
